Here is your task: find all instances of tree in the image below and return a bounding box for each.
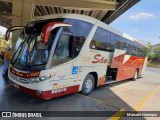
[148,54,156,60]
[154,46,160,59]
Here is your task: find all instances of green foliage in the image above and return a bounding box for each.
[140,47,149,56]
[148,54,157,59]
[148,46,160,60]
[153,46,160,59]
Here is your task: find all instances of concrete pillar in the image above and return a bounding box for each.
[12,0,34,50]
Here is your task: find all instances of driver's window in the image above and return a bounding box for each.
[51,30,72,66]
[53,34,69,59]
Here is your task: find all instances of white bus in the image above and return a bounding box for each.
[6,14,148,100]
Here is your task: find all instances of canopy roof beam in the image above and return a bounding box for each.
[34,0,119,10]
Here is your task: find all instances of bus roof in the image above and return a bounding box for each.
[32,14,147,47]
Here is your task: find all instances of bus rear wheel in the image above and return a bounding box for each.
[81,74,95,95]
[133,69,139,80]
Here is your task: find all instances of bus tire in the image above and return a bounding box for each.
[81,74,95,95]
[133,69,139,80]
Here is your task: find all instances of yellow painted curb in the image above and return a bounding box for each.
[107,108,126,120]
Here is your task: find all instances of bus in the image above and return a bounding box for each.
[6,14,148,100]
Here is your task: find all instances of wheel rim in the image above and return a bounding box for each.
[84,79,92,92]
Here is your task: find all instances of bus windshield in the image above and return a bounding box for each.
[11,33,51,71]
[10,19,64,71]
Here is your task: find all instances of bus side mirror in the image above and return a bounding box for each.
[5,26,25,41]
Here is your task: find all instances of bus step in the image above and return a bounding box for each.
[106,80,116,84]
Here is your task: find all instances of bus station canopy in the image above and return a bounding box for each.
[0,0,140,28]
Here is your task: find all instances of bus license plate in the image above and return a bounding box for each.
[13,84,19,89]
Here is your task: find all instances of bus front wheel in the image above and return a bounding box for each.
[81,74,95,95]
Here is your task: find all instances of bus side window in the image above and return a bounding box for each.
[51,32,72,66]
[122,38,131,55]
[73,36,85,58]
[110,33,123,52]
[66,18,93,57]
[131,45,137,56]
[90,27,111,52]
[51,19,93,67]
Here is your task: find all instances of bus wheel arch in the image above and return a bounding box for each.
[81,72,97,95]
[90,72,98,88]
[133,68,139,80]
[137,68,139,73]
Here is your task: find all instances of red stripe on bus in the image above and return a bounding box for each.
[10,81,79,100]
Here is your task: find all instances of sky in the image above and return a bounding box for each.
[0,0,160,45]
[110,0,160,45]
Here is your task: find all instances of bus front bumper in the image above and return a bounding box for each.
[10,81,79,100]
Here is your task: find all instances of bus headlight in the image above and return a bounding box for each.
[39,76,48,81]
[29,76,49,83]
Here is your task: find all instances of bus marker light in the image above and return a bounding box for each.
[53,83,57,86]
[36,90,42,95]
[13,84,19,89]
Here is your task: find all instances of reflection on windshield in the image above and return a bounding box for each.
[15,32,26,51]
[29,50,48,66]
[11,34,49,71]
[11,42,28,70]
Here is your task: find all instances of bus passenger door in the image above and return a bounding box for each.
[110,49,126,81]
[45,23,79,93]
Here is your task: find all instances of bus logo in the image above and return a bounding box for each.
[92,54,107,64]
[72,66,79,75]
